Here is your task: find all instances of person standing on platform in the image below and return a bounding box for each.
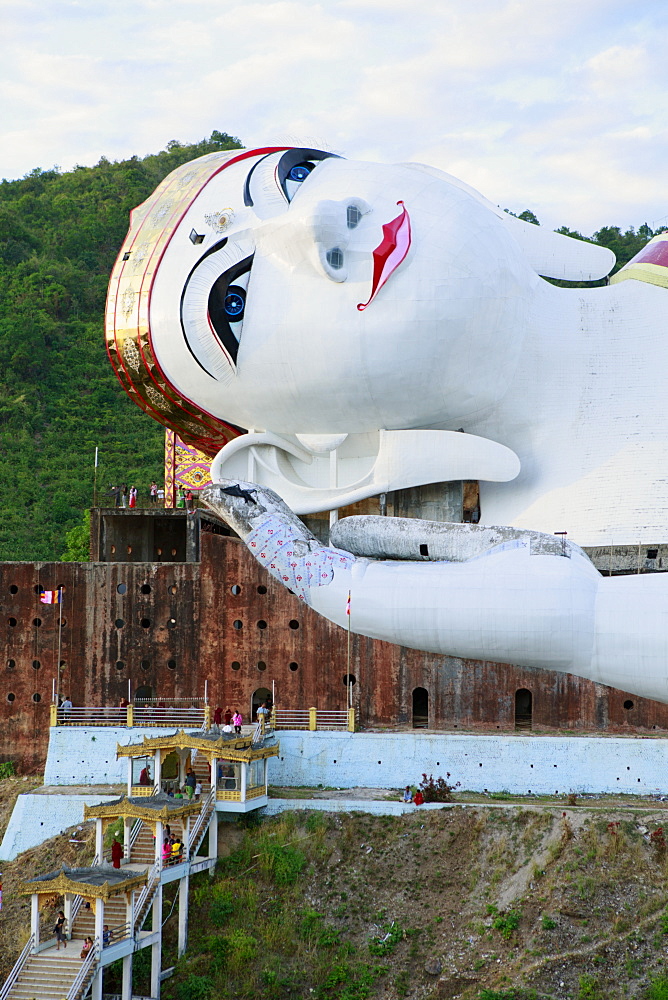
[54,910,67,950]
[150,481,158,504]
[233,710,242,734]
[111,838,123,869]
[129,486,137,508]
[212,706,223,733]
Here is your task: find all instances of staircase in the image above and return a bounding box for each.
[191,755,212,793]
[3,949,86,999]
[72,895,128,940]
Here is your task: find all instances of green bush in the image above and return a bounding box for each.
[0,761,16,779]
[647,975,668,1000]
[225,928,257,972]
[175,975,214,1000]
[259,841,306,885]
[208,886,235,927]
[541,915,556,930]
[492,910,521,939]
[368,922,404,956]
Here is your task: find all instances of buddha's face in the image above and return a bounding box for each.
[145,148,535,435]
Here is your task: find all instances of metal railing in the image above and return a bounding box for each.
[189,787,216,859]
[103,921,132,947]
[66,936,99,1000]
[55,706,128,727]
[132,704,206,728]
[0,933,34,1000]
[272,708,355,731]
[52,703,208,729]
[133,858,162,935]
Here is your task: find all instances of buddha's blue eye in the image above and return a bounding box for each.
[288,163,313,183]
[224,287,246,319]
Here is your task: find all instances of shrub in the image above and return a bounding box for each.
[492,910,521,939]
[0,761,16,779]
[226,929,257,972]
[208,887,235,927]
[541,915,556,930]
[259,841,306,884]
[368,921,404,956]
[419,772,460,802]
[647,974,668,1000]
[651,827,667,855]
[175,975,214,1000]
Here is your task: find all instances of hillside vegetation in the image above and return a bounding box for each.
[0,131,242,561]
[5,781,668,999]
[0,136,659,560]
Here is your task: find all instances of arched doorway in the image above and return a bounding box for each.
[515,689,532,731]
[412,687,429,728]
[135,684,154,702]
[252,687,272,722]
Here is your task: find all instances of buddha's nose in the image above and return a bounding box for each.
[256,197,373,283]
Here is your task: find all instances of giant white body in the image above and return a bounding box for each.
[107,146,668,700]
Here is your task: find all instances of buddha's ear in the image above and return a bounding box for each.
[500,212,615,281]
[404,162,615,282]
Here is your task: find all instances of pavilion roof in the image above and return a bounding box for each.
[116,728,279,761]
[21,864,146,899]
[84,792,201,823]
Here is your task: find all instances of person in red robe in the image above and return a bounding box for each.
[111,838,123,869]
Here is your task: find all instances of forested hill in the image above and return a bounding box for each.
[0,136,659,561]
[0,131,243,561]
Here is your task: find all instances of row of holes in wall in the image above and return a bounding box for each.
[231,661,299,672]
[5,583,178,596]
[6,693,41,703]
[6,616,183,629]
[231,585,267,595]
[7,618,68,627]
[5,658,176,671]
[232,619,299,630]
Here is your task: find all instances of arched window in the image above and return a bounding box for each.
[252,686,272,722]
[515,688,532,730]
[412,687,429,729]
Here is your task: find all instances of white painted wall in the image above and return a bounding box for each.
[0,792,113,860]
[41,727,668,795]
[4,727,666,861]
[43,726,172,785]
[271,731,668,797]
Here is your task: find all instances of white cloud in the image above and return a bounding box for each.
[1,0,668,231]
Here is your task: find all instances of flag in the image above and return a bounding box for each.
[346,591,351,616]
[40,588,62,604]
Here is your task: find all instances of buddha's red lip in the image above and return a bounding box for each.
[357,201,411,311]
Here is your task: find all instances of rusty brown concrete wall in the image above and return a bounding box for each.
[4,532,668,773]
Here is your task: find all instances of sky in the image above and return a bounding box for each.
[2,0,668,233]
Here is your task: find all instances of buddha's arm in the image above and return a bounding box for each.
[203,481,668,704]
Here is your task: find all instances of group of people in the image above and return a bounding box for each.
[54,912,97,957]
[212,706,244,734]
[164,769,202,800]
[108,482,195,509]
[109,484,142,508]
[162,826,185,864]
[402,786,425,806]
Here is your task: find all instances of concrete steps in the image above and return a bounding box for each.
[6,948,85,999]
[72,895,128,939]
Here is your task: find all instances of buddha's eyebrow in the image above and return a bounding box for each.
[243,155,272,208]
